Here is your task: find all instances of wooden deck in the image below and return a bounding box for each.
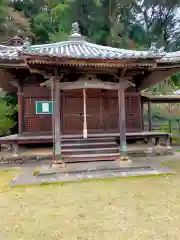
[0,131,171,145]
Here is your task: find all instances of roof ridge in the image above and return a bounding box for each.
[0,45,22,51]
[32,40,153,55]
[32,40,76,48]
[83,41,145,53]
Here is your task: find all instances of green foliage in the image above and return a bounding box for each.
[0,100,14,135]
[32,12,54,43]
[3,93,18,133]
[32,169,40,176]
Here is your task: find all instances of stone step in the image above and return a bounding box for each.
[62,141,117,148]
[61,137,115,144]
[60,137,119,163]
[62,147,119,153]
[62,149,119,155]
[64,152,120,158]
[64,153,120,163]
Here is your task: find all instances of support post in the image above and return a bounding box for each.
[17,84,24,134]
[83,89,87,138]
[51,77,55,162]
[118,81,132,162]
[118,85,127,157]
[141,98,144,131]
[52,74,65,167]
[148,99,152,132]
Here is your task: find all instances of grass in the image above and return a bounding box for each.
[0,166,180,240]
[32,169,40,176]
[162,159,180,173]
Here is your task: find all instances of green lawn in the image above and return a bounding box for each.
[162,159,180,173]
[1,166,180,240]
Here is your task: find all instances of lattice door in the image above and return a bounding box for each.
[86,97,102,133]
[62,96,83,134]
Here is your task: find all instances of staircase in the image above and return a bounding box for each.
[61,137,120,162]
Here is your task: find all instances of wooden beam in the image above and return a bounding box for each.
[41,75,134,90]
[147,99,152,131]
[156,65,180,69]
[139,68,180,90]
[58,80,120,90]
[10,80,19,87]
[17,83,24,134]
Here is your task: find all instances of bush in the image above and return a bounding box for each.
[0,100,14,135]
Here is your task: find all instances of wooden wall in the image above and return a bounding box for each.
[23,85,142,134]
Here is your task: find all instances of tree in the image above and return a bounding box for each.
[0,0,32,42]
[131,0,180,50]
[0,99,14,135]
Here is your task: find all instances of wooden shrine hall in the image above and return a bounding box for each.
[0,22,180,162]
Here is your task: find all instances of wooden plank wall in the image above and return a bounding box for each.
[23,86,142,134]
[23,86,52,132]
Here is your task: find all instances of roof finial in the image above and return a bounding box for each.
[149,42,158,53]
[71,22,80,35]
[68,21,86,41]
[22,37,31,50]
[149,42,165,54]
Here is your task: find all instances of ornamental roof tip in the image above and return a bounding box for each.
[22,37,31,50]
[71,22,81,36]
[148,42,165,55]
[68,22,86,41]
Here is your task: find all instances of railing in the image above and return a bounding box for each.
[144,120,180,135]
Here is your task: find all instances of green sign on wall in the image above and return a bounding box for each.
[36,101,54,114]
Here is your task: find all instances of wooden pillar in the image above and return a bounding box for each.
[17,84,24,135]
[51,77,55,162]
[148,99,152,132]
[55,78,61,158]
[141,98,144,131]
[52,74,64,167]
[83,89,87,138]
[118,83,127,159]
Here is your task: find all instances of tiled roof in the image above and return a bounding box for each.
[159,52,180,63]
[1,42,180,63]
[21,23,165,61]
[0,45,21,60]
[22,40,164,60]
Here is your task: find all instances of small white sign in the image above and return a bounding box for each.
[42,102,49,113]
